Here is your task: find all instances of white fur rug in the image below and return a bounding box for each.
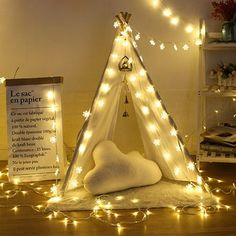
[48,180,216,211]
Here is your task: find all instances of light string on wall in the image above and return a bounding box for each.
[147,0,203,45]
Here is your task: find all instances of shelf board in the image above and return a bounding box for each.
[200,88,236,97]
[203,43,236,51]
[198,156,236,164]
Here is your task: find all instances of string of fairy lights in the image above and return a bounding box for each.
[0,5,235,231]
[0,164,235,231]
[114,0,204,52]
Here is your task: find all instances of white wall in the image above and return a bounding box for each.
[0,0,213,160]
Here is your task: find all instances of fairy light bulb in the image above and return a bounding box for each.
[50,136,57,144]
[161,111,168,119]
[186,183,194,192]
[71,179,78,188]
[147,85,155,93]
[170,128,177,136]
[84,130,92,139]
[183,44,189,50]
[160,43,165,50]
[131,198,139,203]
[79,144,86,155]
[141,106,150,115]
[123,40,129,47]
[195,38,203,46]
[82,110,91,120]
[163,8,172,17]
[129,75,137,82]
[106,68,115,77]
[135,33,140,41]
[232,98,236,102]
[101,83,111,93]
[176,145,181,152]
[148,124,156,133]
[0,77,6,84]
[185,25,194,33]
[135,92,142,99]
[50,104,57,112]
[152,0,160,8]
[197,175,203,185]
[187,162,195,171]
[149,39,156,46]
[97,99,105,108]
[174,167,180,176]
[155,100,162,108]
[113,21,119,28]
[153,139,161,146]
[173,44,178,51]
[12,206,18,212]
[170,17,179,25]
[139,69,146,76]
[111,53,118,60]
[47,91,55,100]
[115,196,124,201]
[163,152,171,161]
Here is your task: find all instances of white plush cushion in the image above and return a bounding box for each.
[83,140,162,195]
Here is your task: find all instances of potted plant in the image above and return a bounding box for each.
[211,63,236,87]
[211,0,236,41]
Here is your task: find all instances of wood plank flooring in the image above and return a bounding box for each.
[0,161,235,236]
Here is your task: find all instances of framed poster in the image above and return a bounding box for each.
[6,77,65,183]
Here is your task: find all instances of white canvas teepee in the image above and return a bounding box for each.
[61,12,201,194]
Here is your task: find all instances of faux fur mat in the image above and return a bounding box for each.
[48,180,216,211]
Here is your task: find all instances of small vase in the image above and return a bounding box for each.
[222,21,235,42]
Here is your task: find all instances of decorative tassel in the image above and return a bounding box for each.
[122,111,129,117]
[124,95,129,104]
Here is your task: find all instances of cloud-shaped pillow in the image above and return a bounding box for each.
[83,140,162,195]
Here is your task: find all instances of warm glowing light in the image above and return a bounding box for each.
[150,39,156,46]
[170,17,179,25]
[147,85,155,93]
[195,38,203,46]
[79,144,86,154]
[141,106,150,115]
[82,110,91,120]
[135,33,141,41]
[71,179,78,188]
[173,44,178,51]
[160,43,165,50]
[12,206,18,212]
[111,53,118,60]
[214,110,219,114]
[155,100,162,108]
[123,40,129,47]
[131,198,139,203]
[161,111,168,119]
[48,196,62,203]
[153,139,161,146]
[50,104,58,112]
[185,25,194,33]
[163,8,172,17]
[129,75,137,82]
[176,145,181,152]
[106,68,115,77]
[0,77,6,84]
[47,91,55,100]
[186,183,194,192]
[132,211,139,216]
[183,44,189,50]
[163,152,171,161]
[139,69,146,76]
[76,166,83,174]
[174,167,180,176]
[97,99,105,108]
[101,83,111,93]
[50,136,57,144]
[84,130,92,139]
[135,92,142,99]
[170,128,177,136]
[113,21,119,28]
[152,0,160,8]
[233,98,236,102]
[13,178,20,185]
[197,175,203,185]
[187,162,195,171]
[115,196,124,201]
[148,124,156,133]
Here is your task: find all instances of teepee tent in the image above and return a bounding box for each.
[61,12,201,194]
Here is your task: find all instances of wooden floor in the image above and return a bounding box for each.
[0,161,236,236]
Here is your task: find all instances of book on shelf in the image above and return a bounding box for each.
[200,141,236,154]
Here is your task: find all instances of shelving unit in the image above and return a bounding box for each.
[197,20,236,168]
